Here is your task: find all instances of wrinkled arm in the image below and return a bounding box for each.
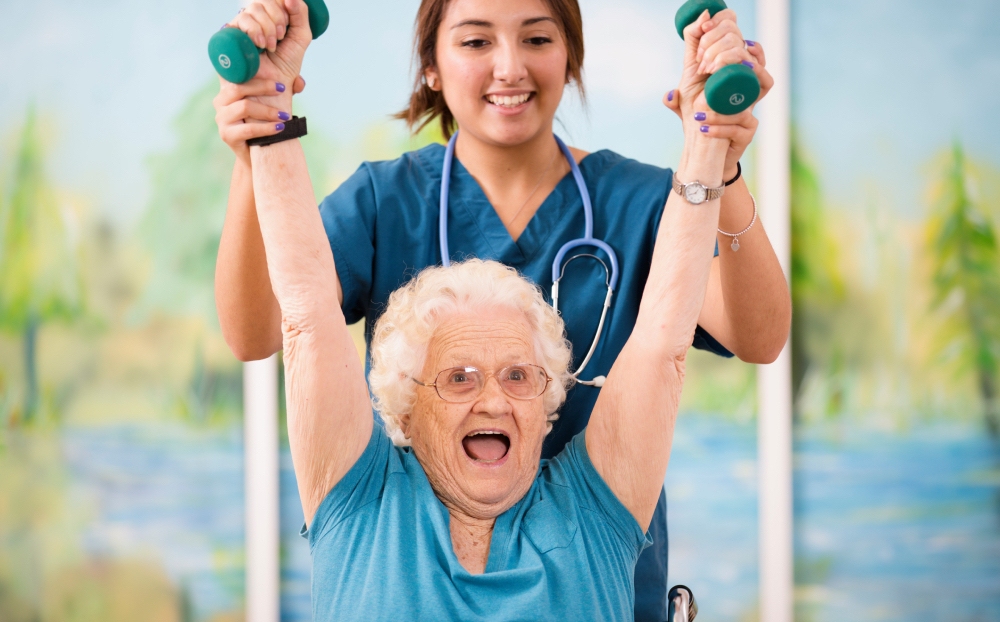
[249,139,371,526]
[586,137,727,532]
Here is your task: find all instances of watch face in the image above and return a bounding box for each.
[684,183,707,204]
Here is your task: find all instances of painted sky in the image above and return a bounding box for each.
[1,0,995,225]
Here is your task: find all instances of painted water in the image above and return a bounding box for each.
[52,415,1000,621]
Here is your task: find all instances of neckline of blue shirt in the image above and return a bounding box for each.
[416,143,615,269]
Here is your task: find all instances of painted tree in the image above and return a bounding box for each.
[0,108,83,422]
[926,143,1000,435]
[790,134,845,404]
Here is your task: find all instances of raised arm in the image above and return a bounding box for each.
[662,9,790,363]
[586,10,748,531]
[236,0,371,525]
[212,2,342,362]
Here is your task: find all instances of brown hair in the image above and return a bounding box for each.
[394,0,586,140]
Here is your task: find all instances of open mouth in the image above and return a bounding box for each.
[462,430,511,463]
[484,93,534,108]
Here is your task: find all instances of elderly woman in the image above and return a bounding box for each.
[247,14,733,613]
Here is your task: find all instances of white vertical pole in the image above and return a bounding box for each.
[756,0,794,621]
[244,355,280,622]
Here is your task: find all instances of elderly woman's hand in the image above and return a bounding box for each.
[663,9,774,179]
[212,0,312,161]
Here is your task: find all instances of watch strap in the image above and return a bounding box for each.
[247,115,308,147]
[672,175,725,203]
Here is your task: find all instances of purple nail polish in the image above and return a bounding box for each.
[746,40,756,46]
[276,82,286,93]
[742,60,755,68]
[700,125,710,133]
[694,112,707,121]
[667,90,674,102]
[278,111,291,121]
[220,24,229,30]
[276,122,285,132]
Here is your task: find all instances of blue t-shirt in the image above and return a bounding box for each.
[302,423,651,621]
[320,143,731,459]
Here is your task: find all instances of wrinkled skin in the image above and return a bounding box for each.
[400,307,549,521]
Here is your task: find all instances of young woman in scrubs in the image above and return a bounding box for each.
[212,0,790,618]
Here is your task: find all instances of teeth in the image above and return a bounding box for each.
[487,93,530,107]
[468,430,507,437]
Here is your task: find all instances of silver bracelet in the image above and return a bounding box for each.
[718,192,757,252]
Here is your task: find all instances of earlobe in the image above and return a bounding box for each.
[424,69,441,92]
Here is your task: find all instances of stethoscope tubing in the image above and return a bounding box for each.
[438,131,618,387]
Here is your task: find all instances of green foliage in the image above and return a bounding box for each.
[136,81,238,323]
[0,106,84,421]
[0,107,83,332]
[925,143,1000,432]
[790,134,845,403]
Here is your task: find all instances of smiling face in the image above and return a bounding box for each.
[426,0,570,147]
[402,306,549,519]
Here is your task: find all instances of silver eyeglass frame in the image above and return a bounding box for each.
[412,364,552,403]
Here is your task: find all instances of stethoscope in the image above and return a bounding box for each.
[438,131,619,388]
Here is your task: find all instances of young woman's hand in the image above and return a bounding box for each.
[663,10,774,179]
[213,75,306,162]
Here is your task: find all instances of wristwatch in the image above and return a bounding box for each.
[672,175,725,205]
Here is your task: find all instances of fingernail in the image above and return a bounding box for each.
[700,125,710,133]
[742,60,755,68]
[278,111,291,121]
[276,82,286,92]
[276,123,285,131]
[746,40,756,46]
[220,24,228,30]
[694,112,707,121]
[667,90,674,102]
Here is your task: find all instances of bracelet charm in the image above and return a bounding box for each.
[718,191,757,251]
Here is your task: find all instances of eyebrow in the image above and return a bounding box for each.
[451,16,557,30]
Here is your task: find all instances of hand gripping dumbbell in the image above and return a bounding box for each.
[208,0,330,84]
[674,0,759,115]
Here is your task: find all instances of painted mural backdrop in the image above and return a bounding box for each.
[0,0,997,621]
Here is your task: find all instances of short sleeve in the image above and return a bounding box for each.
[319,164,378,325]
[649,170,734,359]
[301,422,390,548]
[549,432,651,553]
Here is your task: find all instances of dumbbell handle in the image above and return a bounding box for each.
[208,0,330,84]
[674,0,759,115]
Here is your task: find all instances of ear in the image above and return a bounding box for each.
[424,66,442,92]
[398,413,412,438]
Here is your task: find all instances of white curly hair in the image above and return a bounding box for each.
[368,259,574,446]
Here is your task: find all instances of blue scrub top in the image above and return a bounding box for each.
[320,142,731,459]
[303,423,651,622]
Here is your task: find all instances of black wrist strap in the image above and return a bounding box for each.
[724,161,742,186]
[247,115,308,147]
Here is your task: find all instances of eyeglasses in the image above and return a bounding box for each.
[412,364,552,403]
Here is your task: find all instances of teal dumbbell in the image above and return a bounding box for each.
[208,0,330,84]
[674,0,759,115]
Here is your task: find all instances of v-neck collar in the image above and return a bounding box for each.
[446,154,587,268]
